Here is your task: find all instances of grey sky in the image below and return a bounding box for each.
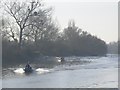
[44,0,118,43]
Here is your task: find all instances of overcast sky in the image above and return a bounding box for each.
[1,0,118,43]
[43,0,118,43]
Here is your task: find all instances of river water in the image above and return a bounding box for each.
[2,54,118,88]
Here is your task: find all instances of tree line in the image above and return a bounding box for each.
[107,42,118,54]
[1,0,107,66]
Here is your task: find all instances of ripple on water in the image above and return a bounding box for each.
[36,68,50,74]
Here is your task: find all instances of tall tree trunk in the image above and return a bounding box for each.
[19,29,23,48]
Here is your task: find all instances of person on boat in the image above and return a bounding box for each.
[25,62,31,69]
[61,57,65,62]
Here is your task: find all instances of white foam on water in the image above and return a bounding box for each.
[36,68,49,74]
[58,59,62,62]
[14,68,25,74]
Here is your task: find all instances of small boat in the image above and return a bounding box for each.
[61,57,65,62]
[24,64,33,73]
[57,57,65,63]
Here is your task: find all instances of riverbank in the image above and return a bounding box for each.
[2,56,92,68]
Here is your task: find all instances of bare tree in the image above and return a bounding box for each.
[23,7,59,42]
[4,0,42,47]
[1,19,18,42]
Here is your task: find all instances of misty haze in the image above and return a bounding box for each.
[0,0,118,89]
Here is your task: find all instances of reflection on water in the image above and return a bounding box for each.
[2,54,118,88]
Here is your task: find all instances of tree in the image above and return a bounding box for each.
[61,20,82,55]
[1,17,18,42]
[63,20,82,41]
[118,41,120,54]
[4,0,42,47]
[61,20,107,56]
[107,42,118,54]
[23,7,59,42]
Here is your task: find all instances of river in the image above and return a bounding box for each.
[2,54,118,88]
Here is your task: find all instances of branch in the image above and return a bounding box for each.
[5,4,21,27]
[22,1,42,29]
[24,24,41,30]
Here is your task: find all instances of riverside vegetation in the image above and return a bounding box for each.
[1,0,108,67]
